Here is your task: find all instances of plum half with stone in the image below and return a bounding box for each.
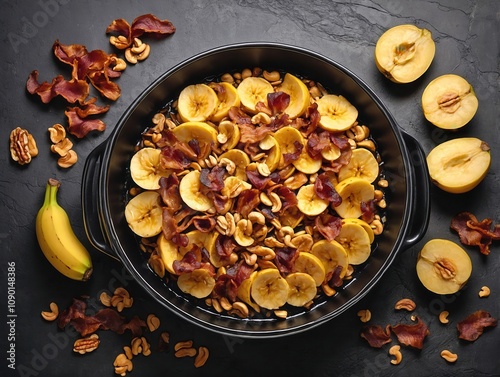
[416,239,472,295]
[426,137,491,194]
[422,74,478,129]
[375,24,435,83]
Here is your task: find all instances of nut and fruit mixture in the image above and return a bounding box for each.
[124,68,388,318]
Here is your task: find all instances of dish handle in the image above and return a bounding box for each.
[401,131,430,250]
[81,141,120,261]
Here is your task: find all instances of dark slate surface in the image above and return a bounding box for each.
[1,1,499,376]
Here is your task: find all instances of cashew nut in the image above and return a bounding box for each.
[48,123,66,143]
[146,314,160,332]
[439,310,450,324]
[479,286,490,298]
[57,150,78,168]
[357,309,371,323]
[389,345,402,365]
[124,48,138,64]
[136,44,151,61]
[394,298,416,311]
[112,57,127,72]
[263,70,281,82]
[440,350,458,363]
[41,302,59,321]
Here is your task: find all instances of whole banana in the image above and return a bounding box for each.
[35,178,93,281]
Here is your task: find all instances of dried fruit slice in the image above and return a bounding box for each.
[178,170,213,212]
[426,138,491,193]
[158,233,183,274]
[310,240,349,277]
[124,191,162,238]
[237,76,274,113]
[277,73,311,119]
[416,239,472,294]
[250,268,289,310]
[219,149,251,181]
[130,147,170,190]
[171,121,218,159]
[177,84,219,122]
[177,268,215,298]
[237,271,261,312]
[334,177,375,218]
[375,24,435,83]
[335,222,371,265]
[296,184,329,217]
[342,218,375,243]
[211,82,241,122]
[422,74,478,129]
[286,272,317,307]
[259,135,281,172]
[338,148,379,183]
[273,125,305,169]
[292,252,326,286]
[315,94,358,132]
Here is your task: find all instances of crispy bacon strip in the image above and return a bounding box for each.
[26,70,89,104]
[457,310,497,341]
[65,107,106,138]
[360,324,392,348]
[390,318,429,349]
[314,173,341,206]
[200,166,226,191]
[267,91,290,115]
[315,214,342,241]
[131,14,176,39]
[451,212,500,255]
[58,298,146,337]
[275,247,298,275]
[159,175,182,213]
[173,251,201,274]
[235,189,260,217]
[283,141,303,165]
[306,131,331,159]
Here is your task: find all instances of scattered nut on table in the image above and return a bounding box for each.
[10,127,38,165]
[41,302,59,321]
[357,309,371,323]
[441,350,458,363]
[439,311,450,324]
[394,298,416,311]
[479,286,490,298]
[73,334,100,354]
[389,345,402,365]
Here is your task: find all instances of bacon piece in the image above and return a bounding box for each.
[360,324,392,348]
[58,298,146,337]
[390,318,429,349]
[314,173,341,206]
[159,175,182,213]
[106,18,132,48]
[215,235,237,258]
[26,70,90,104]
[191,216,216,233]
[228,106,252,124]
[173,251,201,275]
[213,261,252,301]
[52,40,88,65]
[457,310,498,341]
[246,170,275,190]
[275,185,298,212]
[200,166,225,191]
[131,14,176,39]
[283,141,303,165]
[65,107,106,138]
[267,91,290,115]
[275,247,298,275]
[326,265,344,287]
[159,144,191,170]
[238,122,273,143]
[161,207,178,240]
[306,131,331,159]
[88,70,121,101]
[235,189,260,217]
[360,199,376,224]
[315,214,342,241]
[451,212,500,255]
[171,233,189,248]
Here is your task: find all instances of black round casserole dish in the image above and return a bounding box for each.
[82,42,430,338]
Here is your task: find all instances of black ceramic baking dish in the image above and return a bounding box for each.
[82,42,430,338]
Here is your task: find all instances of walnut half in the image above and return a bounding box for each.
[10,127,38,165]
